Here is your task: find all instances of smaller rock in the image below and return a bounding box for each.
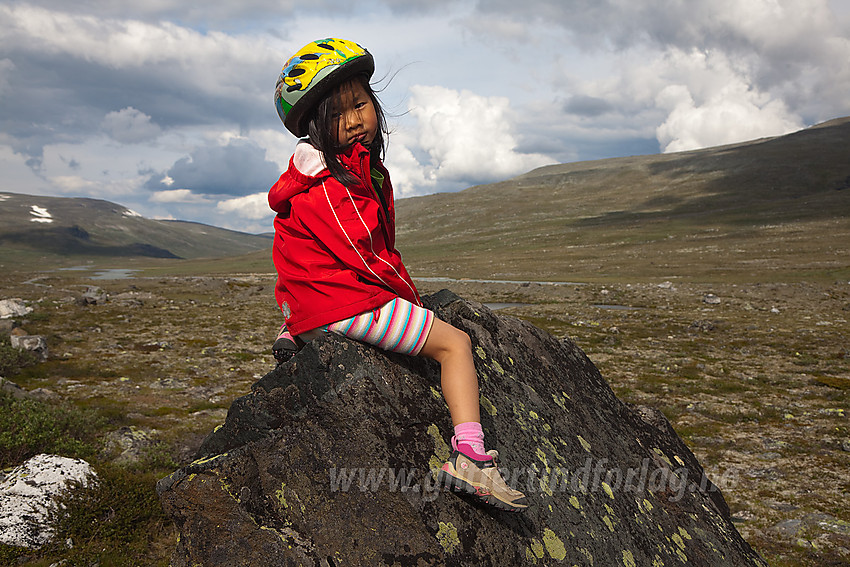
[102,426,160,465]
[0,377,27,400]
[771,518,803,538]
[703,293,721,305]
[0,454,97,549]
[10,334,48,361]
[0,299,32,319]
[77,286,108,306]
[0,320,14,336]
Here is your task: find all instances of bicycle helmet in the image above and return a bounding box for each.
[275,38,375,137]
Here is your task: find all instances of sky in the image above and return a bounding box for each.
[1,0,849,234]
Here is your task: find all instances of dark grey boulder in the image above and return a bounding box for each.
[158,290,766,566]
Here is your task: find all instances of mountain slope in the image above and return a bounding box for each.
[395,117,850,282]
[0,193,271,263]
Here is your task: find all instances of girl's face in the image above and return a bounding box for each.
[333,80,378,150]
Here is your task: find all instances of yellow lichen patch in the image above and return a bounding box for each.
[577,435,592,453]
[678,527,692,541]
[578,547,594,564]
[529,410,539,420]
[602,481,614,499]
[530,538,545,559]
[430,386,442,400]
[539,475,554,497]
[525,547,536,562]
[675,547,688,562]
[622,549,636,567]
[543,423,551,432]
[492,359,505,375]
[475,346,487,359]
[275,482,288,508]
[436,521,460,554]
[603,516,615,532]
[542,528,566,561]
[569,495,582,510]
[427,424,451,462]
[674,455,685,467]
[480,395,497,416]
[536,447,549,466]
[652,447,672,467]
[552,393,567,411]
[671,533,685,550]
[191,452,227,466]
[642,498,654,512]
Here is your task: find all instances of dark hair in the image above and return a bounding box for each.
[306,74,388,186]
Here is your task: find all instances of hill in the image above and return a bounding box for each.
[0,192,271,266]
[395,117,850,283]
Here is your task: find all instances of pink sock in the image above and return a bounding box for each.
[452,422,492,461]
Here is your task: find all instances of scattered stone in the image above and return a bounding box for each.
[658,281,676,290]
[159,292,767,567]
[77,286,108,306]
[0,454,96,549]
[771,518,803,537]
[27,388,61,402]
[0,298,32,319]
[690,320,717,332]
[10,334,49,361]
[703,293,722,305]
[0,377,27,400]
[102,426,160,465]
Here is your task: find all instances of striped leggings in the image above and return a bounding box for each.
[299,297,435,355]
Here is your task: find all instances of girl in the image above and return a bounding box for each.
[269,38,527,512]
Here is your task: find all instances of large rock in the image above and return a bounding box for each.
[0,454,96,548]
[158,291,767,566]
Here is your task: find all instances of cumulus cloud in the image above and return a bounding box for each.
[146,138,280,197]
[466,0,849,151]
[216,192,273,220]
[102,107,162,143]
[401,85,553,189]
[655,80,803,153]
[150,189,211,204]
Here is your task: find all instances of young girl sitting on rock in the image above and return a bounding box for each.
[268,38,527,512]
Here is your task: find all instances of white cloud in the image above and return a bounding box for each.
[216,192,272,220]
[655,81,803,153]
[651,49,804,152]
[102,107,162,144]
[150,189,211,204]
[403,85,554,188]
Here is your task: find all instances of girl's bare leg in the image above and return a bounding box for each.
[418,318,480,426]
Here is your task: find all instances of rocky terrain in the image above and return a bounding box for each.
[158,290,765,566]
[0,268,847,565]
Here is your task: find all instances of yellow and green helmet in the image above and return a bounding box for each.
[275,38,375,137]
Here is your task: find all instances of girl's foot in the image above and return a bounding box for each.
[438,449,528,512]
[272,324,300,365]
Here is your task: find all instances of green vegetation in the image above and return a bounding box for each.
[0,336,38,377]
[0,393,103,468]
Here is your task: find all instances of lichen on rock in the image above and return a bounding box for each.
[158,290,767,566]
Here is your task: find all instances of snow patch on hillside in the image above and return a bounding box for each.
[30,206,53,223]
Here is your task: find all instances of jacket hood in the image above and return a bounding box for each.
[268,140,329,213]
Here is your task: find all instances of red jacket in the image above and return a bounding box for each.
[269,140,422,335]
